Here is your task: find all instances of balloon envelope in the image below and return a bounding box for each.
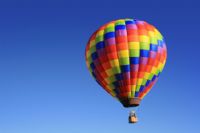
[85,18,167,107]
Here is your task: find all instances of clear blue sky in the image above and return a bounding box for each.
[0,0,199,133]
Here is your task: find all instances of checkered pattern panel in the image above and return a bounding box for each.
[85,18,167,101]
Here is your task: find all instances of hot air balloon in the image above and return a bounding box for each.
[85,18,167,123]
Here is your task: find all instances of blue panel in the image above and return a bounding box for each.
[130,57,139,64]
[145,80,151,87]
[113,81,120,87]
[121,65,130,72]
[115,25,126,30]
[140,50,149,57]
[104,32,115,39]
[150,44,158,51]
[139,86,145,92]
[152,75,157,81]
[91,52,98,60]
[96,41,105,49]
[115,73,123,80]
[158,40,164,47]
[90,63,95,70]
[125,20,135,25]
[135,92,139,97]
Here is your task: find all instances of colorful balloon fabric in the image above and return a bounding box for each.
[85,18,167,107]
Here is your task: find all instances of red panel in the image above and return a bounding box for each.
[131,72,138,78]
[118,92,129,98]
[138,29,148,36]
[107,52,118,60]
[131,78,137,85]
[145,24,154,31]
[127,35,139,42]
[116,42,128,50]
[99,55,108,63]
[138,72,144,78]
[139,64,146,72]
[136,23,146,29]
[148,58,154,65]
[116,36,127,43]
[127,29,138,35]
[102,62,112,70]
[146,65,152,72]
[106,45,116,53]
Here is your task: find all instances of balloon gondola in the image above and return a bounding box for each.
[85,18,167,123]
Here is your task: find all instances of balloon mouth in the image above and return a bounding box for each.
[120,98,141,108]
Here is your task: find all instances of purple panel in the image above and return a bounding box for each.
[126,24,137,30]
[149,51,156,58]
[123,72,130,79]
[116,29,127,36]
[105,38,115,45]
[130,64,139,72]
[140,57,148,65]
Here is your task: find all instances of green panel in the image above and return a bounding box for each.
[107,83,115,89]
[87,57,92,64]
[130,49,140,57]
[90,46,96,54]
[115,20,125,25]
[105,26,115,33]
[107,75,116,83]
[151,37,158,44]
[95,35,103,43]
[131,91,135,97]
[140,42,150,50]
[157,33,163,40]
[149,73,154,80]
[155,69,160,76]
[119,58,129,65]
[142,79,147,86]
[112,67,121,74]
[136,85,141,92]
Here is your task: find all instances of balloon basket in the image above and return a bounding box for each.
[129,115,138,123]
[129,110,138,123]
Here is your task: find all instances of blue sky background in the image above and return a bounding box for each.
[0,0,200,133]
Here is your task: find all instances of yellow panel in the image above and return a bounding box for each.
[137,79,143,85]
[151,67,157,74]
[106,68,115,76]
[131,85,136,91]
[110,59,120,67]
[110,91,116,97]
[86,51,90,58]
[129,42,140,49]
[148,31,155,37]
[154,29,163,40]
[90,40,95,47]
[104,78,110,84]
[96,30,104,37]
[158,62,163,71]
[107,23,115,28]
[144,72,150,79]
[131,85,136,97]
[128,92,131,98]
[139,35,150,43]
[118,50,129,57]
